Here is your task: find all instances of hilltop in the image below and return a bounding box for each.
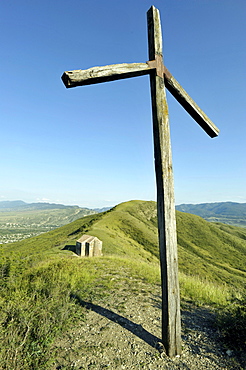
[3,200,245,292]
[0,200,245,369]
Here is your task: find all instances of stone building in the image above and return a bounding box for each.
[76,235,103,257]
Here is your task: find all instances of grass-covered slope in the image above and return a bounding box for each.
[1,200,246,369]
[2,199,245,292]
[177,211,246,289]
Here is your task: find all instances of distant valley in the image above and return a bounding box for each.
[0,200,109,244]
[0,200,245,244]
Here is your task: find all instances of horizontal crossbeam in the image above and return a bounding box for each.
[61,62,219,138]
[61,63,151,87]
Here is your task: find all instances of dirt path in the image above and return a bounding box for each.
[52,283,244,370]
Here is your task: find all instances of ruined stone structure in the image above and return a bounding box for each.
[76,235,102,257]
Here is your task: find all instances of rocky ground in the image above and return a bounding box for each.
[52,282,245,370]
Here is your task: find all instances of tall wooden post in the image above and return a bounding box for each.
[147,6,181,357]
[61,5,219,358]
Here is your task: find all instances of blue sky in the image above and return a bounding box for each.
[1,0,245,208]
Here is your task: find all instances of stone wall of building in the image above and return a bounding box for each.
[75,235,102,257]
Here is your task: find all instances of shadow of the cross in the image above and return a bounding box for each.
[72,294,162,350]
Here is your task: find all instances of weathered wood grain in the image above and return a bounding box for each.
[61,63,152,88]
[147,6,181,357]
[61,5,219,358]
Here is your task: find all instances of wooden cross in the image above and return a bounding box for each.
[61,6,219,357]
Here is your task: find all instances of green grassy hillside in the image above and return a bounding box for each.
[2,200,245,294]
[0,200,245,369]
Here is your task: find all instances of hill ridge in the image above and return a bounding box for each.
[2,200,245,292]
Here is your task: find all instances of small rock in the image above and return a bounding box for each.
[226,349,233,356]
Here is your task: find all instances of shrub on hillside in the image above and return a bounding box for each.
[217,297,246,350]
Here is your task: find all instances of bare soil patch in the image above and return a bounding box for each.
[52,282,244,370]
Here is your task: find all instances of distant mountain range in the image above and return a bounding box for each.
[0,200,74,211]
[0,200,245,230]
[176,201,246,227]
[0,200,109,213]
